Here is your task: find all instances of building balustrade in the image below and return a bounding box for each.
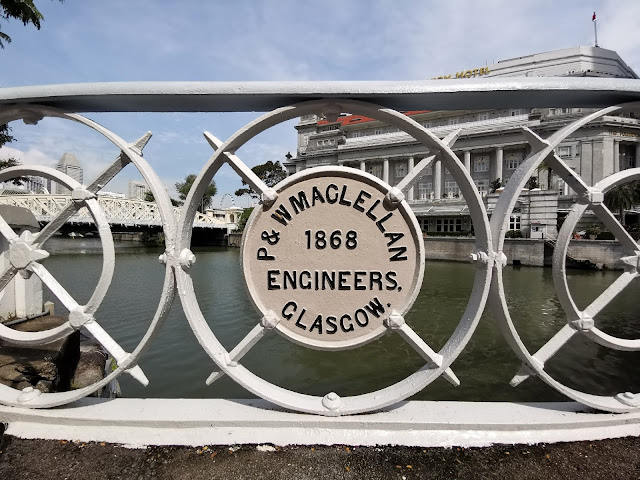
[0,79,639,446]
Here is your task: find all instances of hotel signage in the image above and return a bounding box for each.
[432,66,491,80]
[242,169,424,350]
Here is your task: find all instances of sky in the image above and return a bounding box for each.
[1,0,639,207]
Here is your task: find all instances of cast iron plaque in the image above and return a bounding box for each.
[242,168,424,350]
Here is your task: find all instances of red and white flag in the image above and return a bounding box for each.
[592,12,596,21]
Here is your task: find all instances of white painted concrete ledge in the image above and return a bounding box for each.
[2,399,640,448]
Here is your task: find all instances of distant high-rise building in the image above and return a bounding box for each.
[24,176,46,193]
[49,152,83,194]
[128,180,147,200]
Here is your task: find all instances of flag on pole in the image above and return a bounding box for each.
[592,12,596,21]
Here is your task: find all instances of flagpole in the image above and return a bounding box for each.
[593,13,599,47]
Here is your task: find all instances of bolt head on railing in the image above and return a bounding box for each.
[17,386,41,403]
[616,391,640,407]
[469,250,489,264]
[179,248,196,269]
[385,187,405,207]
[158,253,168,265]
[571,314,594,332]
[260,311,280,329]
[384,312,405,330]
[322,391,342,411]
[261,188,278,208]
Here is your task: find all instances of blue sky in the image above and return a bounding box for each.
[1,0,639,206]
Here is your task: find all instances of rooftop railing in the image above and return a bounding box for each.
[0,79,639,446]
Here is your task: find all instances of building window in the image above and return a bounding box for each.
[352,132,360,138]
[620,144,637,169]
[374,128,383,135]
[368,164,383,179]
[510,109,522,116]
[449,118,459,126]
[474,155,489,172]
[445,180,460,197]
[422,121,431,128]
[474,179,488,193]
[436,218,463,232]
[394,162,407,178]
[478,113,489,121]
[549,108,557,116]
[557,146,571,157]
[506,151,523,169]
[418,181,432,200]
[509,215,521,231]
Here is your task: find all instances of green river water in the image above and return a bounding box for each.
[41,238,639,402]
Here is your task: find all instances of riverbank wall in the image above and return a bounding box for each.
[228,232,242,247]
[424,237,627,269]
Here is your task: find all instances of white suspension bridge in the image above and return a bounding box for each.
[0,194,239,231]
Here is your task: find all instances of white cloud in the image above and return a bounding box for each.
[2,0,637,203]
[599,1,640,73]
[0,145,57,169]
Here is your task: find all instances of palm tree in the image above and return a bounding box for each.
[604,181,640,226]
[537,160,553,190]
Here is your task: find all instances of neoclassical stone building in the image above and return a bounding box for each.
[285,47,640,238]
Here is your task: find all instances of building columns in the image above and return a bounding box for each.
[360,160,366,172]
[613,139,620,174]
[494,147,503,183]
[434,159,442,199]
[407,156,414,201]
[464,151,471,172]
[383,158,389,184]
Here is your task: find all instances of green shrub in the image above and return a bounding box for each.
[424,231,471,237]
[505,230,523,238]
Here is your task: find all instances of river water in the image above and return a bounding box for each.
[41,237,639,402]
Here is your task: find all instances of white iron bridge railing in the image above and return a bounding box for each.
[0,194,227,229]
[0,79,639,446]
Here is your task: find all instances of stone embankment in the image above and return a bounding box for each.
[0,316,110,394]
[424,237,628,269]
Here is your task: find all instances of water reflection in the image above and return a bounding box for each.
[40,238,638,402]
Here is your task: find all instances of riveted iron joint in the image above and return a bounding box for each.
[578,188,604,205]
[68,307,95,330]
[9,237,49,270]
[72,188,97,203]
